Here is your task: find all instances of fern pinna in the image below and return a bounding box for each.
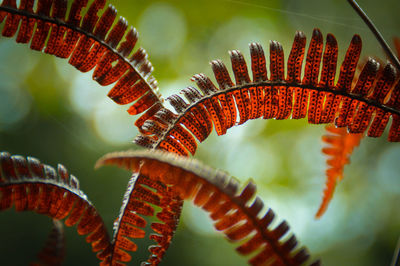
[0,0,399,265]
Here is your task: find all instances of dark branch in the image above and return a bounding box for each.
[347,0,400,71]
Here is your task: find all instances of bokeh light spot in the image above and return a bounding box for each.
[93,100,136,145]
[376,145,400,194]
[183,204,216,236]
[69,73,107,118]
[0,81,32,130]
[138,3,187,59]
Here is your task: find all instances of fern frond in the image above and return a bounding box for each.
[98,173,182,266]
[0,0,161,116]
[315,124,363,219]
[96,149,320,266]
[32,219,65,266]
[0,151,111,261]
[133,29,400,156]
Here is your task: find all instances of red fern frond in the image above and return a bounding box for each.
[0,151,111,262]
[133,29,400,156]
[0,0,161,116]
[31,219,65,266]
[97,173,182,266]
[315,125,363,218]
[96,149,320,266]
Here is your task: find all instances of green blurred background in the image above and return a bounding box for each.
[0,0,399,265]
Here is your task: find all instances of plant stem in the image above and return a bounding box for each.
[347,0,400,71]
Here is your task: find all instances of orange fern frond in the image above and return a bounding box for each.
[315,125,363,218]
[32,219,65,266]
[96,149,320,266]
[133,29,400,156]
[98,173,182,266]
[0,0,161,116]
[0,151,111,262]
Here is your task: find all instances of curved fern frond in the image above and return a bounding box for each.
[315,124,363,219]
[96,149,320,266]
[133,29,400,156]
[32,219,65,266]
[98,173,183,266]
[0,151,111,262]
[0,0,162,116]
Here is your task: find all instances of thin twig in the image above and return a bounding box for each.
[347,0,400,71]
